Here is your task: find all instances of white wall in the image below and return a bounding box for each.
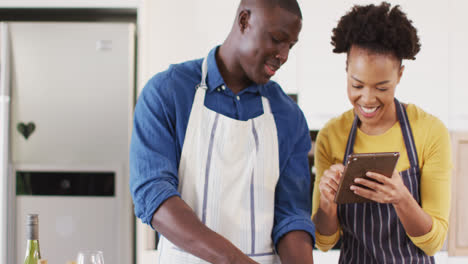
[302,0,467,131]
[448,0,468,130]
[137,0,303,94]
[139,0,468,131]
[298,0,457,130]
[137,0,238,92]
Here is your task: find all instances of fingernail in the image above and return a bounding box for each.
[350,185,356,191]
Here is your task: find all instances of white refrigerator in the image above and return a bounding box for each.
[0,22,135,264]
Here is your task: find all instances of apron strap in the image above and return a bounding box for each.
[197,56,208,90]
[191,57,208,121]
[261,97,272,114]
[394,98,420,169]
[343,115,360,165]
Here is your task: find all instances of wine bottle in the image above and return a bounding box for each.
[23,214,41,264]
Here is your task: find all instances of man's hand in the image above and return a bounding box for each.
[152,196,258,264]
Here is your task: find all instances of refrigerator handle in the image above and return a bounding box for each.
[0,22,13,264]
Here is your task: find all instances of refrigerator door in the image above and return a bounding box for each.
[9,22,135,165]
[9,22,135,264]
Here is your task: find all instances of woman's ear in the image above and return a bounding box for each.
[397,65,405,84]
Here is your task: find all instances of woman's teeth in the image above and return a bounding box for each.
[361,106,378,113]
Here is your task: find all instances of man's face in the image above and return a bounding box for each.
[238,6,302,85]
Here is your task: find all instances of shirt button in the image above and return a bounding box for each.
[236,96,240,101]
[217,88,221,92]
[221,85,226,90]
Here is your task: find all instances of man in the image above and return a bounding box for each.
[130,0,315,263]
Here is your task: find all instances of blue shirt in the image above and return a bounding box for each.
[130,46,315,247]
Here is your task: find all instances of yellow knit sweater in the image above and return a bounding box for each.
[312,104,452,256]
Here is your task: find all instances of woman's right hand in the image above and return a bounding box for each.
[319,163,345,208]
[314,163,344,236]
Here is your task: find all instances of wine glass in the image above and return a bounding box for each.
[77,250,104,264]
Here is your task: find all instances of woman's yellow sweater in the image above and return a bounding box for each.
[312,104,452,256]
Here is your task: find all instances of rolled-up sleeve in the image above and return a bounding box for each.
[129,75,181,228]
[272,111,316,248]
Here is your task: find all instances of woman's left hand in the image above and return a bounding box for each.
[350,169,410,205]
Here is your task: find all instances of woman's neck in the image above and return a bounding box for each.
[359,103,399,135]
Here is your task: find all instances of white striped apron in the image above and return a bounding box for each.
[157,57,281,263]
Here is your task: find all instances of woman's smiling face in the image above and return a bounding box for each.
[346,45,404,133]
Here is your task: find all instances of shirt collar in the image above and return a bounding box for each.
[205,46,262,95]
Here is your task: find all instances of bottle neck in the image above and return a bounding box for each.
[26,223,38,240]
[25,240,41,259]
[24,214,41,264]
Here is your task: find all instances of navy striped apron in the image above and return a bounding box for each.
[337,98,434,264]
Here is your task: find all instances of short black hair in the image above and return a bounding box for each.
[241,0,302,19]
[271,0,302,19]
[331,2,420,60]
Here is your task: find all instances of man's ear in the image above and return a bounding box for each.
[238,9,251,33]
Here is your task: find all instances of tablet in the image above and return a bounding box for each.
[334,152,400,204]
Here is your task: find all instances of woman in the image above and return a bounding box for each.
[312,2,451,263]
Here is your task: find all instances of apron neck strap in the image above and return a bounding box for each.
[394,98,419,169]
[197,56,208,90]
[261,97,272,114]
[343,114,360,164]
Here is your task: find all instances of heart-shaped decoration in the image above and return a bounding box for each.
[17,122,36,140]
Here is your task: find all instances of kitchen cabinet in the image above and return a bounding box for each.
[448,132,468,256]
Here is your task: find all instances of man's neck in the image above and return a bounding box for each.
[216,43,252,94]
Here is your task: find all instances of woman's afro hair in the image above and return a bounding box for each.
[331,2,421,60]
